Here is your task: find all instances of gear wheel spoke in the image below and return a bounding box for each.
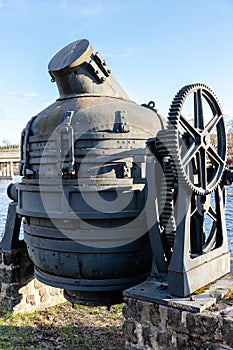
[207,144,225,166]
[194,89,204,130]
[183,142,201,168]
[180,114,200,138]
[198,149,207,190]
[205,113,222,133]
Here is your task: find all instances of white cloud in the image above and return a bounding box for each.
[104,50,132,59]
[58,0,103,17]
[0,91,38,101]
[20,92,38,97]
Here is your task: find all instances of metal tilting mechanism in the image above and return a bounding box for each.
[145,83,232,297]
[0,183,24,250]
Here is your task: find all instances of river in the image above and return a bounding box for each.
[0,176,232,255]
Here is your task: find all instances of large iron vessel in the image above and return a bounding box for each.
[16,39,166,305]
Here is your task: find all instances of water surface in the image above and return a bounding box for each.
[0,177,232,255]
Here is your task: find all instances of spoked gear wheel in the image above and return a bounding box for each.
[167,83,227,195]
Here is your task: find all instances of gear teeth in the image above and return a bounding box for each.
[166,83,226,196]
[155,129,172,157]
[159,158,176,254]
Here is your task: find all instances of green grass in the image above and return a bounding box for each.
[224,287,233,300]
[0,302,124,350]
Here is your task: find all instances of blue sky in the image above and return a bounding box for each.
[0,0,232,145]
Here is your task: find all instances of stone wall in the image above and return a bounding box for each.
[123,297,233,350]
[0,247,65,314]
[13,277,66,313]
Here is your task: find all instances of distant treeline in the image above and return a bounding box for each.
[0,144,19,150]
[0,133,233,161]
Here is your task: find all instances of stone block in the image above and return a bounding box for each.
[6,283,19,298]
[140,301,154,324]
[142,325,153,348]
[176,334,191,350]
[34,279,42,289]
[49,287,59,296]
[39,288,49,303]
[149,304,161,326]
[123,320,138,344]
[159,304,168,327]
[122,298,142,322]
[191,339,222,350]
[207,344,233,350]
[186,313,219,340]
[1,294,22,312]
[0,267,20,283]
[26,294,36,306]
[167,306,182,330]
[2,250,20,266]
[157,330,173,347]
[221,318,233,348]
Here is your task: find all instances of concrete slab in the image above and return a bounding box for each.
[123,262,233,313]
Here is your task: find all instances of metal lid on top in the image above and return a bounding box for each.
[48,38,130,100]
[48,39,93,75]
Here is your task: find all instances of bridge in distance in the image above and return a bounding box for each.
[0,149,20,179]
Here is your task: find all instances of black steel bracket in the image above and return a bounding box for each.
[0,202,25,250]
